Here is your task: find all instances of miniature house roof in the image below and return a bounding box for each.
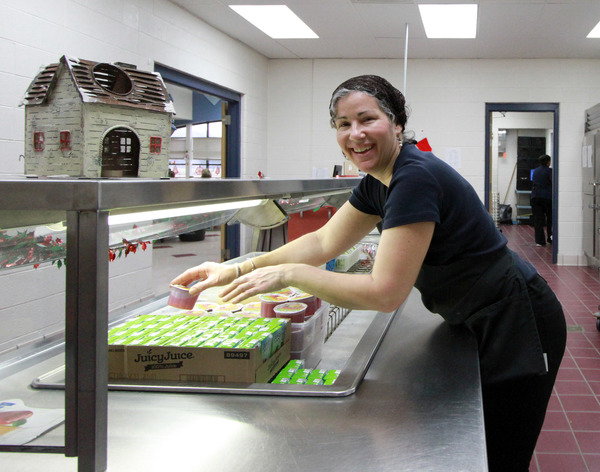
[21,55,175,114]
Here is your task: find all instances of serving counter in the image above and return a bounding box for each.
[0,177,487,471]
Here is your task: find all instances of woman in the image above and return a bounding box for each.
[172,75,566,471]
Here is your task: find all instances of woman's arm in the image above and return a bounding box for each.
[171,201,379,296]
[221,220,435,312]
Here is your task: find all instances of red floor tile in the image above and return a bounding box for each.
[583,454,600,470]
[560,395,600,413]
[535,431,580,453]
[535,453,588,472]
[541,410,571,431]
[568,412,600,431]
[553,380,594,396]
[573,431,600,454]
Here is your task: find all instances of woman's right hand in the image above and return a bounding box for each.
[170,262,236,297]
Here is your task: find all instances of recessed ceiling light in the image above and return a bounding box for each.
[229,5,318,39]
[587,20,600,38]
[418,4,478,39]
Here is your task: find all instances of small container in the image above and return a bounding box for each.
[259,293,289,318]
[289,291,318,318]
[168,284,199,310]
[274,302,307,324]
[241,301,262,317]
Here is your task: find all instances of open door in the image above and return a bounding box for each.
[101,127,140,177]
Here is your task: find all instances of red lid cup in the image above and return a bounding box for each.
[168,284,199,310]
[288,291,318,318]
[259,293,289,318]
[273,302,308,324]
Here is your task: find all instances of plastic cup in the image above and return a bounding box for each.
[274,302,307,324]
[168,284,199,310]
[259,293,289,318]
[289,292,318,318]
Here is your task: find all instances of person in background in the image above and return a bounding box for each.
[172,75,566,472]
[530,154,553,246]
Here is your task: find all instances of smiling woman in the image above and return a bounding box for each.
[172,74,566,472]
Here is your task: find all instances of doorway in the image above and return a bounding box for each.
[101,127,140,177]
[485,103,559,263]
[154,63,242,259]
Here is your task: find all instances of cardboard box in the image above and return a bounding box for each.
[108,322,290,384]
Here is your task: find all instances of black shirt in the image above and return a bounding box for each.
[349,143,507,266]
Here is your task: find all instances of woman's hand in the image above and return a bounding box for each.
[170,262,236,297]
[219,265,291,303]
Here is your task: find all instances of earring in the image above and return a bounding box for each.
[341,151,348,160]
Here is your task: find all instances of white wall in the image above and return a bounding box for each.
[267,58,600,265]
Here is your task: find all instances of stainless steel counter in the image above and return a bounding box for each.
[0,290,487,471]
[0,178,486,471]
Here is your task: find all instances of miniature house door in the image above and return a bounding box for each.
[101,127,140,177]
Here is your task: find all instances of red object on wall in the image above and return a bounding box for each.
[416,138,432,152]
[288,206,337,241]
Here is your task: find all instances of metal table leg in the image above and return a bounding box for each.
[66,210,109,471]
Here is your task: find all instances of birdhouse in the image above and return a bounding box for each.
[21,55,175,178]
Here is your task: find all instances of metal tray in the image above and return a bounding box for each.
[32,295,399,397]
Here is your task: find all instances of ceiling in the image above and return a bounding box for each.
[171,0,600,60]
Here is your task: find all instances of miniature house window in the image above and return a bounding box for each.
[33,132,45,152]
[92,63,133,95]
[59,131,71,151]
[149,137,162,154]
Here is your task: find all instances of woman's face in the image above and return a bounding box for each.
[333,91,403,180]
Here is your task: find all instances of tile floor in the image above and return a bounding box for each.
[500,224,600,472]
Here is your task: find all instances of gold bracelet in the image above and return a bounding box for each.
[249,258,256,272]
[235,263,241,278]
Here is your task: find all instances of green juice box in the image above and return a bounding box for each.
[200,335,230,348]
[307,369,327,383]
[217,337,244,349]
[271,374,291,384]
[289,369,312,384]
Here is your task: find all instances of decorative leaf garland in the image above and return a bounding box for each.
[109,239,152,262]
[0,230,152,270]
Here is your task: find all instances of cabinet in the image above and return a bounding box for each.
[0,176,360,470]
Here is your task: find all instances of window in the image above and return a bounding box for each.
[60,131,71,151]
[120,137,132,154]
[33,132,45,152]
[149,136,162,154]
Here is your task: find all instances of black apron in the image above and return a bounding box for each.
[415,247,547,385]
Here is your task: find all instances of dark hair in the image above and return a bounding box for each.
[329,75,409,131]
[538,154,551,166]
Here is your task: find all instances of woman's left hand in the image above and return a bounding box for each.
[220,265,290,303]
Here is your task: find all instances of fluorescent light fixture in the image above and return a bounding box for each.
[588,20,600,38]
[229,5,318,39]
[418,4,477,39]
[108,199,264,226]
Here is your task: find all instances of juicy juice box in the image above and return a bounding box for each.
[307,369,327,383]
[266,319,288,354]
[323,369,341,385]
[289,369,312,384]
